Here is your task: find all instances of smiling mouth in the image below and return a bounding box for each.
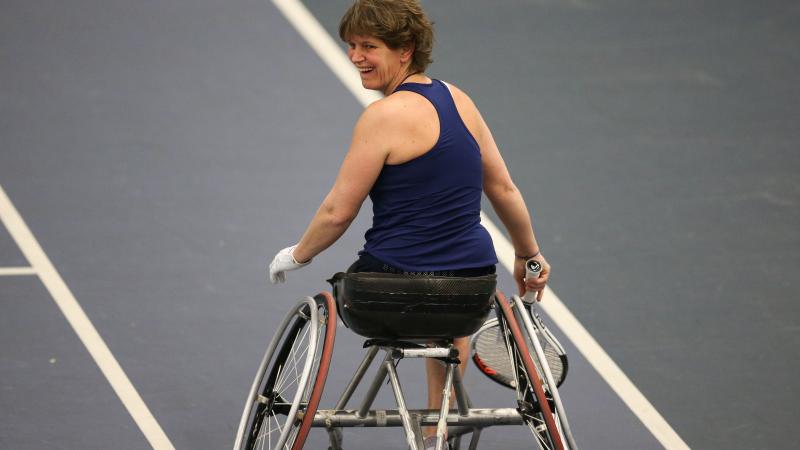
[357,67,374,74]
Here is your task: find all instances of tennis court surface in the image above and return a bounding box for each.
[2,1,798,448]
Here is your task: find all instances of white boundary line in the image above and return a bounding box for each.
[0,266,37,276]
[0,185,175,450]
[272,1,691,449]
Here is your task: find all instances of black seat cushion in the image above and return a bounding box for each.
[328,272,497,339]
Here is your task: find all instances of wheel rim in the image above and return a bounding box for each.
[248,298,323,450]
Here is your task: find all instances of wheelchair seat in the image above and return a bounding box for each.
[327,272,497,339]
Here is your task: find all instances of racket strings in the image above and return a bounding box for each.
[472,319,566,389]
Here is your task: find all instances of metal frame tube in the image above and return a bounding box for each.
[334,345,380,410]
[467,428,481,450]
[446,424,483,450]
[357,351,392,418]
[312,408,523,427]
[301,334,537,449]
[399,347,452,358]
[325,428,343,450]
[327,346,381,450]
[385,360,419,450]
[451,368,470,417]
[409,413,426,450]
[435,363,456,450]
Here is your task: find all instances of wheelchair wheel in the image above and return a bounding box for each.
[510,295,578,450]
[495,292,567,450]
[234,293,336,450]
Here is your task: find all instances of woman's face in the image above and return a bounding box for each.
[346,35,412,95]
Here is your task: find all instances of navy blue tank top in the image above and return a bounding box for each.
[360,79,497,271]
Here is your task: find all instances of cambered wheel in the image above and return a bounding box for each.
[511,295,577,450]
[234,294,336,450]
[495,292,567,450]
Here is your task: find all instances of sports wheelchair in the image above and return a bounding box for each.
[234,271,577,450]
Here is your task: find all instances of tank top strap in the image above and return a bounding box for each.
[393,79,459,122]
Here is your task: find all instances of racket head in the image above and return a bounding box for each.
[471,317,568,390]
[471,318,517,388]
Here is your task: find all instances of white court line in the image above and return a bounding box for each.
[0,185,175,450]
[0,266,37,276]
[272,1,691,449]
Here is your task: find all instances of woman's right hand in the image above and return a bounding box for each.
[514,253,550,301]
[268,245,311,284]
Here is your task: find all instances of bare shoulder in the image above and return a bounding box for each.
[361,91,435,134]
[381,90,432,117]
[358,96,392,125]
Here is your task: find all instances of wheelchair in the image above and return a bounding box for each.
[233,271,578,450]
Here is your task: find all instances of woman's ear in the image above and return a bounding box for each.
[400,44,415,63]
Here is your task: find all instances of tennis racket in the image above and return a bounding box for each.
[473,256,568,389]
[471,312,568,389]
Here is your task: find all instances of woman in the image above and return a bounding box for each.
[269,0,550,447]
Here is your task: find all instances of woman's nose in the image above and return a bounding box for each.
[349,48,363,63]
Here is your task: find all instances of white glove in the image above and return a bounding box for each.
[269,245,311,284]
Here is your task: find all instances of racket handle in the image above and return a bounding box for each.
[523,259,542,303]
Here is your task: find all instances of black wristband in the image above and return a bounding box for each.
[515,250,540,260]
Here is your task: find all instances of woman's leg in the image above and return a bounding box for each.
[423,336,470,438]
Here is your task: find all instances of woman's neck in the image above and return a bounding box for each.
[385,71,429,95]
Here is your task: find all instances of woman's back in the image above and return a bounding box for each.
[361,79,497,271]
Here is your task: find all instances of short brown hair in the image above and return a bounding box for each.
[339,0,434,73]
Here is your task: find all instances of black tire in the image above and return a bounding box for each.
[234,295,335,450]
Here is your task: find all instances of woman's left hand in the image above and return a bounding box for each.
[514,253,550,301]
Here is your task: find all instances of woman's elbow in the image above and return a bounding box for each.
[485,180,519,202]
[323,203,357,228]
[329,212,356,228]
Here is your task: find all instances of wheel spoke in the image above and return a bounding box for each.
[238,297,333,450]
[276,324,311,393]
[276,327,309,392]
[275,369,304,400]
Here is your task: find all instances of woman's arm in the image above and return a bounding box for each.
[290,102,394,263]
[476,108,551,300]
